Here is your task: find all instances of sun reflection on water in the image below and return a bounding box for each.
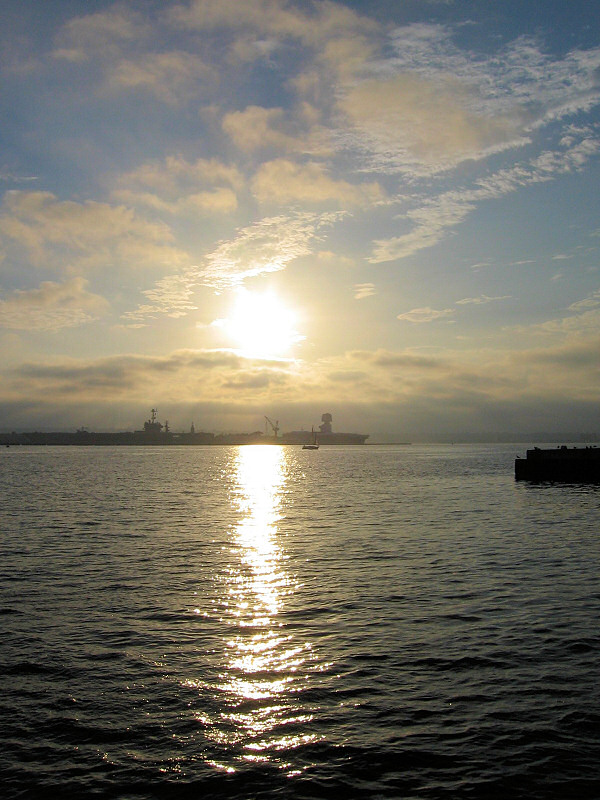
[197,445,320,771]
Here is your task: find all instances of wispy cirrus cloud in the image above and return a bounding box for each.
[397,296,511,326]
[456,295,511,305]
[123,211,340,321]
[508,288,600,338]
[337,73,528,177]
[397,306,455,323]
[121,274,198,324]
[568,290,600,311]
[369,129,600,263]
[338,24,600,177]
[354,283,376,300]
[200,212,338,290]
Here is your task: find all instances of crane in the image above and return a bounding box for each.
[264,416,280,438]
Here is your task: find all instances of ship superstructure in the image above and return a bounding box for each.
[281,413,369,445]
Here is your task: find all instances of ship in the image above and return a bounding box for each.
[1,410,369,446]
[281,413,369,445]
[515,445,600,482]
[2,409,215,446]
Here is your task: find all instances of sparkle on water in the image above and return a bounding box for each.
[190,446,319,770]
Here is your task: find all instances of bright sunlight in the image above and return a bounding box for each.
[217,289,303,359]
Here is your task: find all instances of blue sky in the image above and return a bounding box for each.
[1,0,599,440]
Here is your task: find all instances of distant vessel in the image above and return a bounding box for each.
[302,427,319,450]
[515,446,600,482]
[283,413,368,445]
[1,410,369,447]
[2,410,215,446]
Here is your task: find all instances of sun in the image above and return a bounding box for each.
[218,289,303,359]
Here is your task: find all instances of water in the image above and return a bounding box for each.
[1,444,599,799]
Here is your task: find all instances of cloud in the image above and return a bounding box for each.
[370,195,473,263]
[334,24,600,177]
[52,7,150,62]
[53,7,214,104]
[0,169,38,184]
[386,25,600,124]
[316,250,356,268]
[369,130,600,263]
[504,288,600,342]
[318,34,377,79]
[456,295,511,305]
[115,187,238,215]
[338,73,525,177]
[0,277,108,331]
[512,336,600,371]
[568,290,600,312]
[397,306,455,323]
[352,349,442,370]
[7,348,297,406]
[200,211,339,290]
[392,296,510,327]
[104,51,213,104]
[222,104,333,158]
[121,274,198,323]
[168,0,379,49]
[3,338,600,437]
[515,307,600,338]
[344,338,600,412]
[114,155,243,215]
[123,211,339,320]
[119,155,243,193]
[168,0,309,35]
[251,158,383,208]
[0,190,188,274]
[222,370,288,390]
[354,283,376,299]
[223,106,304,153]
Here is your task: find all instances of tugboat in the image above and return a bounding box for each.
[515,445,600,482]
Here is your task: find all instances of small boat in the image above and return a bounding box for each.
[302,427,319,450]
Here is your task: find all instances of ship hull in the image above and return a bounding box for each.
[281,431,368,445]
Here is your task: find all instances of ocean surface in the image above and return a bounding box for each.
[1,443,599,799]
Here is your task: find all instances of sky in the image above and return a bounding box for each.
[1,0,600,441]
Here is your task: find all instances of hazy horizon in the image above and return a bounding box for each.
[1,0,599,439]
[2,403,599,445]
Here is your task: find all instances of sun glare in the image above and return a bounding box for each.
[220,290,303,359]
